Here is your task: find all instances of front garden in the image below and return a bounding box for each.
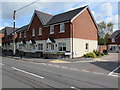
[83,50,108,58]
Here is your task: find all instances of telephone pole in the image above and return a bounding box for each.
[13,0,39,55]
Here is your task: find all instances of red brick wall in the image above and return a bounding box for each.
[108,36,120,44]
[17,14,71,42]
[71,9,98,40]
[98,45,108,53]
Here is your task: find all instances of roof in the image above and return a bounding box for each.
[109,30,120,38]
[0,27,17,35]
[35,10,53,25]
[16,24,29,33]
[46,6,87,25]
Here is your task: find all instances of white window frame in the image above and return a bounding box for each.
[112,38,115,42]
[85,43,89,50]
[60,23,65,33]
[32,29,35,36]
[50,25,54,34]
[38,43,43,51]
[58,42,66,52]
[39,28,42,36]
[19,32,22,38]
[24,31,26,38]
[19,44,23,50]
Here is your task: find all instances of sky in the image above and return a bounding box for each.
[0,0,119,31]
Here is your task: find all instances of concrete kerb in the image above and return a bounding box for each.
[3,56,98,63]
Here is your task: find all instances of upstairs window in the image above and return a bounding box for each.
[50,25,54,34]
[112,38,115,42]
[32,29,35,36]
[60,23,65,32]
[24,31,26,38]
[19,33,22,38]
[39,28,42,35]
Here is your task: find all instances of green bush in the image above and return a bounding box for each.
[83,52,97,58]
[100,53,105,56]
[93,50,101,56]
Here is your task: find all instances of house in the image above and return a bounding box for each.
[2,27,18,52]
[3,5,98,58]
[108,30,120,53]
[0,28,4,46]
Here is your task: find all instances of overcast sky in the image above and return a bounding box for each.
[1,1,119,31]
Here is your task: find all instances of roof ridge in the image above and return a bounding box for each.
[53,5,88,16]
[35,10,53,16]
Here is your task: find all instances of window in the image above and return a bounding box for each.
[60,23,65,32]
[32,29,35,36]
[58,43,66,51]
[46,44,48,51]
[33,45,35,50]
[112,38,115,42]
[24,31,26,38]
[19,33,22,38]
[19,44,23,50]
[50,25,54,34]
[85,43,88,50]
[51,44,54,50]
[39,28,42,35]
[38,43,43,50]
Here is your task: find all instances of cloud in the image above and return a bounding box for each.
[100,3,113,17]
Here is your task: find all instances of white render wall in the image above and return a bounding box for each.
[35,38,71,52]
[72,38,98,57]
[16,38,98,58]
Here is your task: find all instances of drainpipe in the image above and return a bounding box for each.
[71,22,74,59]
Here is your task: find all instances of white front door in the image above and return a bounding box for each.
[46,43,54,52]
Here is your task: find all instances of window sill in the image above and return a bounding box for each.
[59,31,65,33]
[50,33,54,34]
[38,35,42,36]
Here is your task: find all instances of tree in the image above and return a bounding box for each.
[97,21,114,45]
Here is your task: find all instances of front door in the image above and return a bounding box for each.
[46,43,54,52]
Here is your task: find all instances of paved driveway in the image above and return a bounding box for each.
[98,53,119,61]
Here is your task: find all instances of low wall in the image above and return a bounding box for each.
[98,45,108,53]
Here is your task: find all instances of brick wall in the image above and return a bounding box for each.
[71,8,98,40]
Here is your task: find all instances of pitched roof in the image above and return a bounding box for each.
[46,6,87,25]
[16,24,29,33]
[35,10,53,25]
[0,27,17,35]
[109,30,120,38]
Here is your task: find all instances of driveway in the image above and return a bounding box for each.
[97,53,119,61]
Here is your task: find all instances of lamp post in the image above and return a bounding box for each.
[12,0,39,56]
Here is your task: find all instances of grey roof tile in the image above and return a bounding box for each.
[109,30,120,38]
[35,10,53,25]
[46,6,87,25]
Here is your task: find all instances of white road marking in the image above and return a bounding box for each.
[82,70,89,73]
[0,63,4,66]
[108,65,120,77]
[12,67,44,79]
[71,86,76,89]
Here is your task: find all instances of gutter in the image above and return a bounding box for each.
[71,22,74,59]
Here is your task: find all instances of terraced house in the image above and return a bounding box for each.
[3,5,98,58]
[108,30,120,53]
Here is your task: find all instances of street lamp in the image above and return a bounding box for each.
[13,0,39,55]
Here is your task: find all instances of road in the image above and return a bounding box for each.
[1,56,119,89]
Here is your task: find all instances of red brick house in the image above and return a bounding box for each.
[1,27,17,50]
[3,5,98,58]
[108,30,120,53]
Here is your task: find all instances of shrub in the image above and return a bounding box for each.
[83,52,97,58]
[93,50,101,56]
[101,53,105,56]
